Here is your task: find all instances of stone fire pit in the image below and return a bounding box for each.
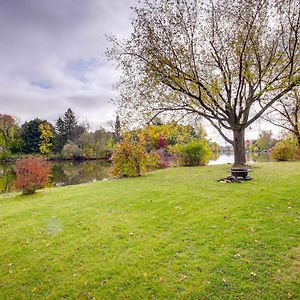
[218,166,252,183]
[230,167,250,179]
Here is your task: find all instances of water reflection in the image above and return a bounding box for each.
[0,160,111,194]
[0,154,272,194]
[209,152,271,165]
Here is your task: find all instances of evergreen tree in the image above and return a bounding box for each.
[63,108,77,140]
[52,108,85,152]
[53,117,66,153]
[113,115,121,144]
[21,119,44,153]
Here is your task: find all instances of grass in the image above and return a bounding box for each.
[0,162,299,299]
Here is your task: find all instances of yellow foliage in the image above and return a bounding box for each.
[39,123,53,155]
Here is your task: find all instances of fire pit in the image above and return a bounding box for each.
[218,166,252,183]
[230,168,250,179]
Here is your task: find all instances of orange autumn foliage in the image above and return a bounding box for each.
[13,156,51,195]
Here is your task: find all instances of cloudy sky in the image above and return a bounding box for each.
[0,0,280,145]
[0,0,137,126]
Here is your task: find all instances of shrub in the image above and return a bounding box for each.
[157,135,168,149]
[62,142,82,158]
[13,156,51,195]
[0,150,12,161]
[155,148,169,169]
[179,140,211,166]
[271,141,295,161]
[111,139,158,177]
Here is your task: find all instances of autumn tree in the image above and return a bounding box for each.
[0,114,19,151]
[255,130,276,151]
[108,0,300,166]
[39,122,54,155]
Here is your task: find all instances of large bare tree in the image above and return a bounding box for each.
[108,0,300,166]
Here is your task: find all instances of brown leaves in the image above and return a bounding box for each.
[101,279,108,285]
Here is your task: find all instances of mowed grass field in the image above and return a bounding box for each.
[0,162,299,299]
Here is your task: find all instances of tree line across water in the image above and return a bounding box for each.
[0,108,113,160]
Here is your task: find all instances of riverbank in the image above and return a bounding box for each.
[0,159,111,193]
[0,154,111,163]
[1,162,299,299]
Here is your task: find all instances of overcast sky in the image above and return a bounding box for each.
[0,0,280,145]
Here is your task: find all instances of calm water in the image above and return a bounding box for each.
[0,153,271,194]
[209,152,271,165]
[0,160,111,194]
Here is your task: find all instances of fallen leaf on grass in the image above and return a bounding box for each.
[179,274,187,281]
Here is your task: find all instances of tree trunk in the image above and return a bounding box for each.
[233,128,246,167]
[296,133,300,148]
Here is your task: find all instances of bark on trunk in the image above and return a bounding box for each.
[233,128,246,167]
[297,133,300,148]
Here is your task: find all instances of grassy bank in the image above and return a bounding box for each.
[0,162,299,299]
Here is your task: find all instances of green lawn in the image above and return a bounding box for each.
[0,162,299,299]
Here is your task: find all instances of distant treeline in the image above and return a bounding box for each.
[0,108,113,160]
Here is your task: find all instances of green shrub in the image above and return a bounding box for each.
[0,150,12,161]
[271,141,295,161]
[179,140,211,166]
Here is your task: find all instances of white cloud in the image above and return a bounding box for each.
[0,0,137,128]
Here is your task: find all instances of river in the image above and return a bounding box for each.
[209,152,271,165]
[0,152,271,194]
[0,160,111,194]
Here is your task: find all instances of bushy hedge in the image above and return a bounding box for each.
[111,139,158,177]
[179,140,211,166]
[271,141,295,161]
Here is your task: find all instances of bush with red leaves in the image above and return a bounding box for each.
[13,156,51,195]
[157,135,168,149]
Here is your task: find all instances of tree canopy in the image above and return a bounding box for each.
[108,0,300,165]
